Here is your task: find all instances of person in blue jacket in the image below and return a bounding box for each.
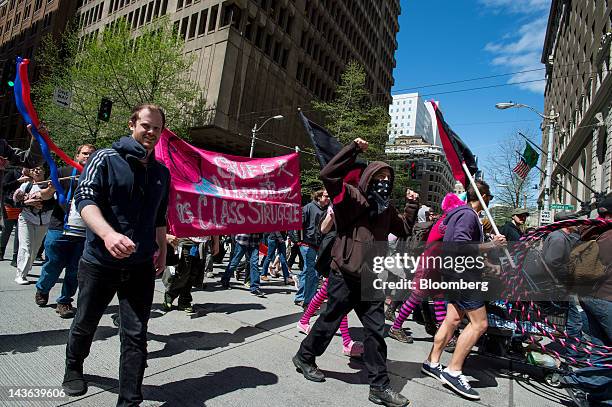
[62,104,170,407]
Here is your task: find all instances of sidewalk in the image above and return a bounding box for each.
[0,251,571,406]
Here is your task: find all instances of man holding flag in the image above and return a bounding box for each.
[423,102,507,401]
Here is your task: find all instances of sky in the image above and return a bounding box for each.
[392,0,551,185]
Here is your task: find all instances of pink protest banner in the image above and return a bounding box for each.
[155,129,302,237]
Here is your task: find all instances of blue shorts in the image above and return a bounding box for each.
[452,300,485,311]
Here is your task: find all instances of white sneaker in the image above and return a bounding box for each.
[206,272,214,278]
[14,277,29,285]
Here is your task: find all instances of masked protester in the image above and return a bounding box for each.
[292,138,418,407]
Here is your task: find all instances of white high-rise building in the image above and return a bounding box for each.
[387,93,434,145]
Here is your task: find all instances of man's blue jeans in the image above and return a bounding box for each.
[261,238,289,279]
[35,229,84,304]
[563,297,612,403]
[295,246,317,304]
[564,299,586,360]
[221,243,260,292]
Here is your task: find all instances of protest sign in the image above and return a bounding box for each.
[155,129,302,237]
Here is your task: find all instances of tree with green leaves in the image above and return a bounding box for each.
[300,61,390,196]
[33,17,212,151]
[312,61,390,161]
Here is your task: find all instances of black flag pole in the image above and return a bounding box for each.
[517,132,597,195]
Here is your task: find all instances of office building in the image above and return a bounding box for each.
[78,0,401,155]
[540,0,612,207]
[387,92,434,145]
[0,0,78,146]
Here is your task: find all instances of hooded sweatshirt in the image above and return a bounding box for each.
[441,204,484,283]
[75,136,170,268]
[320,141,418,279]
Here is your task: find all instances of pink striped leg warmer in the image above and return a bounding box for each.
[339,314,353,346]
[299,278,329,325]
[433,300,447,325]
[392,292,424,330]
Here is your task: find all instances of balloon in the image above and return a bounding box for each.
[14,57,86,204]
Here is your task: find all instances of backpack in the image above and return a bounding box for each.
[568,237,607,283]
[522,240,561,294]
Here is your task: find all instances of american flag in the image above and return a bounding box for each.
[513,158,530,179]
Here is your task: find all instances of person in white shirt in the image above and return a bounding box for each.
[12,167,54,284]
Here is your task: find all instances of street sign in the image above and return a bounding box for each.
[550,203,574,210]
[539,210,553,225]
[53,88,72,108]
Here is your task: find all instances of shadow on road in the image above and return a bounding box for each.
[0,326,117,354]
[147,311,304,360]
[82,366,279,406]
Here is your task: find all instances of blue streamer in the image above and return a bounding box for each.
[13,57,67,205]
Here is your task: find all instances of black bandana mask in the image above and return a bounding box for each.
[367,179,392,216]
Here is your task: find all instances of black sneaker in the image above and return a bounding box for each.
[251,289,266,298]
[368,387,410,407]
[178,304,195,314]
[388,327,413,344]
[292,354,325,382]
[62,365,87,396]
[444,335,458,353]
[420,362,444,382]
[163,293,173,312]
[440,371,480,400]
[220,281,231,290]
[425,321,438,336]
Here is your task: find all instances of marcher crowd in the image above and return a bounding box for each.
[1,104,610,407]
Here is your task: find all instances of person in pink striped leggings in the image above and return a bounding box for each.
[297,278,364,356]
[388,193,466,343]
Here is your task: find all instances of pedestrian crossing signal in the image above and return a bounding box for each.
[97,97,113,122]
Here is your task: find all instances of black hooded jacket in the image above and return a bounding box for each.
[320,141,418,279]
[75,136,170,268]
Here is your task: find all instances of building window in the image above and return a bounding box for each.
[208,5,218,32]
[188,13,197,39]
[198,9,208,35]
[180,16,188,39]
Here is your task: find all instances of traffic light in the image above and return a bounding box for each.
[0,59,16,96]
[409,161,417,179]
[97,97,113,122]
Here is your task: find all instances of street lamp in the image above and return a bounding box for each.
[250,115,284,158]
[495,101,559,211]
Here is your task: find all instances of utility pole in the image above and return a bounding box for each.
[544,108,555,211]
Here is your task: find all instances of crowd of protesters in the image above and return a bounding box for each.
[1,104,610,407]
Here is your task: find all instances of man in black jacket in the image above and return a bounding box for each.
[293,138,418,407]
[499,208,529,242]
[62,104,170,406]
